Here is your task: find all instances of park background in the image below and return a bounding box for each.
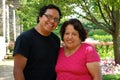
[0,0,120,80]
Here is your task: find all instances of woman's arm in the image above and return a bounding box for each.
[13,54,27,80]
[86,62,102,80]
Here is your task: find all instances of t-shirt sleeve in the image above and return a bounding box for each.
[13,34,30,58]
[86,45,100,62]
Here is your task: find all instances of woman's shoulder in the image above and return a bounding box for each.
[80,42,97,51]
[81,42,94,47]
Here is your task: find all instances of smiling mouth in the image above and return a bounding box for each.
[47,23,54,28]
[66,40,73,44]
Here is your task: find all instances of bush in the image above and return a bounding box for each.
[88,29,108,36]
[91,35,112,42]
[7,41,14,54]
[102,74,120,80]
[95,43,114,59]
[88,29,112,42]
[87,29,120,79]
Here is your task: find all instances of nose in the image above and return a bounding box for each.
[50,18,55,22]
[68,34,72,39]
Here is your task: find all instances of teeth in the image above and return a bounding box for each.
[48,24,53,27]
[67,40,72,43]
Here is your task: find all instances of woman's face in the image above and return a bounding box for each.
[63,24,81,49]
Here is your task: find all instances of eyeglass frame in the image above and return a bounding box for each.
[43,14,60,22]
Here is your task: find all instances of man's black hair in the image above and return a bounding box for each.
[37,4,62,23]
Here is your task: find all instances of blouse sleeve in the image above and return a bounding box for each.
[86,45,101,62]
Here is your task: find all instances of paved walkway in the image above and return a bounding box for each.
[0,59,14,80]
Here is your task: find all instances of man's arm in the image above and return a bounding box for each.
[13,54,27,80]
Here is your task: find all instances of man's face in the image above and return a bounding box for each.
[39,9,60,34]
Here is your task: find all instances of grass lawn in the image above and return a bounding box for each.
[102,74,120,80]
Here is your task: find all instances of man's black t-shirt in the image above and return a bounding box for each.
[14,28,60,80]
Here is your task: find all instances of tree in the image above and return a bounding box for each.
[69,0,120,64]
[52,0,120,64]
[18,0,120,64]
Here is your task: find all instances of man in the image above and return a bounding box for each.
[13,4,62,80]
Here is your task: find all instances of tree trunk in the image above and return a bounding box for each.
[113,35,120,64]
[112,9,120,64]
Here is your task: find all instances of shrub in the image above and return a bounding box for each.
[88,29,108,36]
[88,29,112,42]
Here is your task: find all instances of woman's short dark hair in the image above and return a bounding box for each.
[60,18,87,41]
[37,4,62,23]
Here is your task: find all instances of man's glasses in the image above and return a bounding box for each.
[44,14,59,22]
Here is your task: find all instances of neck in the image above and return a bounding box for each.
[35,24,50,36]
[64,45,80,56]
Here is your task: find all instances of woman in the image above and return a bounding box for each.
[55,19,102,80]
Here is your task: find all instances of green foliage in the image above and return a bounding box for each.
[83,22,99,31]
[102,74,120,80]
[18,0,120,33]
[88,29,113,59]
[101,0,120,10]
[92,35,112,42]
[52,24,62,38]
[96,44,114,60]
[17,0,74,31]
[88,29,112,42]
[89,29,109,36]
[16,0,40,31]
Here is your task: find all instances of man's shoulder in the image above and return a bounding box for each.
[19,28,34,37]
[51,32,60,40]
